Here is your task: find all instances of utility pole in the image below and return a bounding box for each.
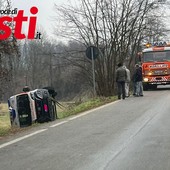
[49,53,53,87]
[91,46,96,97]
[86,46,99,97]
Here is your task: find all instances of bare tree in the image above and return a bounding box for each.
[0,0,19,101]
[53,0,167,96]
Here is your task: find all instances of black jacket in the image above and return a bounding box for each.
[134,67,142,82]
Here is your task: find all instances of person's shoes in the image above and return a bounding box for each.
[118,97,121,100]
[123,98,125,100]
[140,95,143,97]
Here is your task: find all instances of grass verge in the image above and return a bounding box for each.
[57,96,117,118]
[0,103,11,137]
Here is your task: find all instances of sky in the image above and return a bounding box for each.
[11,0,77,38]
[8,0,170,41]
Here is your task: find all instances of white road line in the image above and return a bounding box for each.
[69,112,90,120]
[0,129,47,149]
[68,101,120,121]
[49,121,68,127]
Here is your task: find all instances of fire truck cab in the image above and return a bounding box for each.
[139,42,170,90]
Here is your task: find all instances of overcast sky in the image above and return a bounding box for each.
[11,0,76,38]
[9,0,170,40]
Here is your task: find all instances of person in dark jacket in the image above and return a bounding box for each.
[132,71,137,96]
[134,64,143,96]
[116,62,127,99]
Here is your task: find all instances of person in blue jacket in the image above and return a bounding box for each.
[134,64,143,96]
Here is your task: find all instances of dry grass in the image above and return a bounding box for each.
[0,103,11,136]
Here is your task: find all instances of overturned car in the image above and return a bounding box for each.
[8,88,57,127]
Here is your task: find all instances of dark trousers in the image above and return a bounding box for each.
[133,82,136,95]
[117,81,125,99]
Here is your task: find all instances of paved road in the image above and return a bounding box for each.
[0,86,170,170]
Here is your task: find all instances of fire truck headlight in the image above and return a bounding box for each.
[144,78,149,82]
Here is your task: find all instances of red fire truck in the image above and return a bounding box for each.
[139,42,170,90]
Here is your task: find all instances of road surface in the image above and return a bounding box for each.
[0,86,170,170]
